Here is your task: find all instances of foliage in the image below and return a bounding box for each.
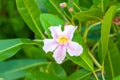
[0,0,120,80]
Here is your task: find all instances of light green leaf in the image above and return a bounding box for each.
[67,33,94,71]
[101,6,116,62]
[104,39,120,80]
[74,8,103,21]
[40,13,64,37]
[0,59,47,80]
[16,0,45,38]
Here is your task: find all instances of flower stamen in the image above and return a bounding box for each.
[57,36,69,44]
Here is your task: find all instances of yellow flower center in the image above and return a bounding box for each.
[57,36,69,44]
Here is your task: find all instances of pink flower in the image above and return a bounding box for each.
[59,2,67,8]
[43,25,83,64]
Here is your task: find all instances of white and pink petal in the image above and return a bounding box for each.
[53,46,66,64]
[67,41,83,56]
[49,25,62,39]
[63,25,77,40]
[43,39,58,53]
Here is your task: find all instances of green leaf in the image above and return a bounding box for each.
[23,46,46,59]
[25,71,61,80]
[0,39,38,61]
[101,6,116,62]
[46,62,67,79]
[113,75,120,80]
[73,8,103,21]
[68,69,92,80]
[40,13,64,37]
[0,59,47,80]
[16,0,45,38]
[0,39,23,61]
[104,39,120,80]
[36,0,56,13]
[67,33,94,71]
[92,0,109,11]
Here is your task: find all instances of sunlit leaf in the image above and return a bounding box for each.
[74,8,103,21]
[100,6,116,62]
[113,75,120,80]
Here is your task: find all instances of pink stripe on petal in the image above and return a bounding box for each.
[53,46,66,64]
[49,25,62,39]
[63,25,77,40]
[67,42,83,56]
[43,39,58,53]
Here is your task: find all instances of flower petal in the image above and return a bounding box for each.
[49,25,62,39]
[43,39,58,53]
[63,25,77,40]
[53,46,66,64]
[67,42,83,56]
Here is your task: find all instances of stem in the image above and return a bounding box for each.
[93,71,99,80]
[102,62,105,80]
[88,51,102,68]
[73,2,82,11]
[101,0,104,12]
[91,40,99,53]
[78,21,82,32]
[110,30,120,37]
[91,30,120,53]
[33,39,43,42]
[63,11,71,21]
[83,22,101,43]
[49,0,70,23]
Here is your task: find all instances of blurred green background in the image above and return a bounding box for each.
[0,0,33,39]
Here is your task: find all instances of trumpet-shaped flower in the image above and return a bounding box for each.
[43,25,83,64]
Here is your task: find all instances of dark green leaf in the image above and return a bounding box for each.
[46,62,67,79]
[104,39,120,80]
[68,69,92,80]
[0,59,47,80]
[16,0,45,38]
[25,71,61,80]
[0,39,23,61]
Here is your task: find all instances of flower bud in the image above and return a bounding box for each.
[69,7,73,12]
[113,16,120,25]
[59,2,67,8]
